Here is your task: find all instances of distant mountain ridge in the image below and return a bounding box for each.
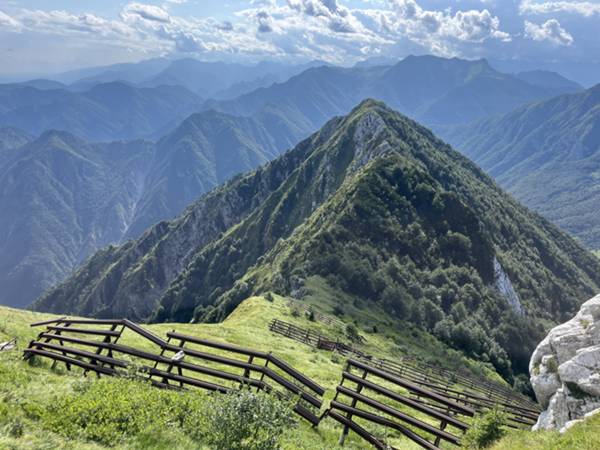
[0,108,298,308]
[445,84,600,249]
[207,55,582,132]
[35,100,600,376]
[0,82,204,142]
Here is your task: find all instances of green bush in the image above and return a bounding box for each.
[199,390,296,450]
[345,323,361,343]
[463,408,507,449]
[41,378,205,446]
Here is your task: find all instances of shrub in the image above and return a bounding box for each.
[463,408,507,449]
[345,324,361,343]
[41,378,205,446]
[332,305,345,317]
[199,390,296,450]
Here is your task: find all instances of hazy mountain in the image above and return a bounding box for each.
[489,58,600,88]
[514,70,582,91]
[123,109,300,239]
[141,59,327,98]
[35,100,600,375]
[55,58,171,87]
[0,127,31,168]
[15,79,68,90]
[0,131,154,308]
[208,55,581,133]
[0,82,204,141]
[0,127,31,152]
[445,84,600,250]
[0,108,302,308]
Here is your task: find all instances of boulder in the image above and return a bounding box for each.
[530,293,600,431]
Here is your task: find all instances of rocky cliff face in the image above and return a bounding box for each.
[530,293,600,432]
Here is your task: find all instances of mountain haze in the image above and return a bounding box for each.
[208,55,580,133]
[0,131,154,308]
[0,82,204,141]
[35,100,600,374]
[0,108,299,308]
[445,84,600,249]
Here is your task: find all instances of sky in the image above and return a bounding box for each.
[0,0,599,77]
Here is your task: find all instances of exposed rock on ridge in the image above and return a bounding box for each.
[530,293,600,431]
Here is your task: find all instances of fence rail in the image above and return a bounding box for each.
[327,358,475,450]
[24,318,325,425]
[24,316,539,449]
[269,319,369,358]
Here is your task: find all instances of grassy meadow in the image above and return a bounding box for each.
[1,284,598,450]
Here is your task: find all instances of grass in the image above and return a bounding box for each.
[1,289,598,450]
[489,412,600,450]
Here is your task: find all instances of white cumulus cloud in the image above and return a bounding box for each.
[520,0,600,17]
[0,10,21,30]
[524,18,574,45]
[121,3,171,24]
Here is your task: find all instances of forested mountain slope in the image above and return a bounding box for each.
[445,84,600,249]
[0,110,295,308]
[36,100,600,375]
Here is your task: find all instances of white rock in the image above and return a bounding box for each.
[530,293,600,430]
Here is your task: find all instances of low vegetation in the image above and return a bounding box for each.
[2,296,600,449]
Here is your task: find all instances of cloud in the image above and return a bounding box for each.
[520,0,600,17]
[0,10,21,30]
[286,0,360,33]
[0,0,516,68]
[524,18,574,44]
[216,21,234,31]
[256,11,275,32]
[14,9,133,39]
[374,0,511,56]
[121,3,171,23]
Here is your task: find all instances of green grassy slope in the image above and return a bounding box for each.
[3,294,599,449]
[1,291,506,450]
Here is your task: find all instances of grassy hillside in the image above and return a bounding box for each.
[2,294,599,450]
[1,290,508,450]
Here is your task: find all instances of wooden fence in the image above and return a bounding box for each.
[270,314,537,412]
[287,301,346,328]
[24,318,325,425]
[269,319,369,359]
[268,317,539,442]
[327,358,475,450]
[24,316,540,450]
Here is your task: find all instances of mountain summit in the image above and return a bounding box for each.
[35,100,600,374]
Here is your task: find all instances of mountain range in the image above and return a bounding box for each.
[0,55,589,310]
[35,100,600,375]
[0,82,205,142]
[445,84,600,250]
[0,108,300,308]
[0,55,580,144]
[207,55,581,132]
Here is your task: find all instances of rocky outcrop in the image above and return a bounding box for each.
[530,293,600,432]
[494,257,523,315]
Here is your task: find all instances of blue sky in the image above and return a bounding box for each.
[0,0,599,77]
